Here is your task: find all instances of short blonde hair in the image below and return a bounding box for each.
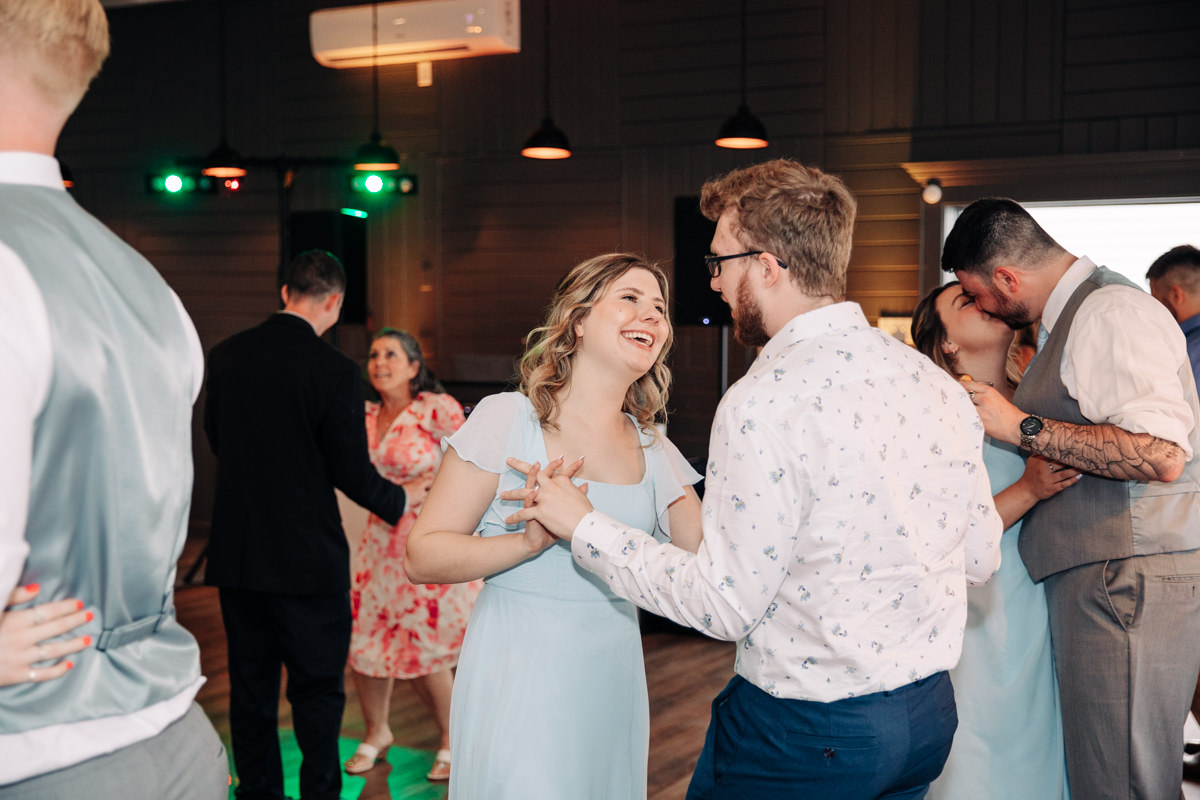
[519,253,674,434]
[0,0,110,112]
[700,159,857,301]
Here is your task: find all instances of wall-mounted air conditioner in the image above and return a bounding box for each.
[310,0,520,68]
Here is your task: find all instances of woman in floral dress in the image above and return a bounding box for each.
[344,329,481,782]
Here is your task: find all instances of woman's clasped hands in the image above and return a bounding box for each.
[0,584,93,687]
[504,456,594,544]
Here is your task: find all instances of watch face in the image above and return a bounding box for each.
[1020,416,1044,436]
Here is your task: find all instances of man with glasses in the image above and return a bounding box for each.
[507,159,1002,798]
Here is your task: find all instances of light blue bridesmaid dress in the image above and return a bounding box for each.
[929,438,1070,799]
[443,393,700,800]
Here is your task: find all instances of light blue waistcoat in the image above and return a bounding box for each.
[0,183,201,733]
[1014,266,1200,582]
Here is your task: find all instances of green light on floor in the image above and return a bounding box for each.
[340,208,368,219]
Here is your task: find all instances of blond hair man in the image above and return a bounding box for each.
[0,2,227,797]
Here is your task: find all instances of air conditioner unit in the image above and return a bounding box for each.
[310,0,520,69]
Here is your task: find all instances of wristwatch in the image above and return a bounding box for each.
[1019,414,1045,450]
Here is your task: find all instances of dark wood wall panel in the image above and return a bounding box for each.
[437,155,625,381]
[914,0,1199,154]
[915,0,1064,133]
[619,0,825,147]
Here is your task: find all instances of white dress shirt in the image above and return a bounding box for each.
[0,151,205,784]
[1041,256,1194,456]
[570,302,1002,702]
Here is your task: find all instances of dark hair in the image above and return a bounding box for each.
[699,159,857,300]
[285,249,346,299]
[941,198,1065,278]
[911,282,962,378]
[370,328,444,396]
[1146,244,1200,286]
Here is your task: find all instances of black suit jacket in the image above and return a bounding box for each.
[203,313,406,594]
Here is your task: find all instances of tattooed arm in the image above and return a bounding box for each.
[1030,418,1185,482]
[963,380,1187,483]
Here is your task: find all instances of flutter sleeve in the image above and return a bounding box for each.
[442,392,531,475]
[643,427,702,543]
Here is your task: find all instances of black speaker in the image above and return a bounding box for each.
[673,196,729,327]
[287,210,368,324]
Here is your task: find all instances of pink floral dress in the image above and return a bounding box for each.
[348,391,481,679]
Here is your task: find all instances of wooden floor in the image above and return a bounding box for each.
[175,564,733,800]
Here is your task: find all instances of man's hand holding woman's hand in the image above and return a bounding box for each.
[0,584,93,687]
[503,456,594,543]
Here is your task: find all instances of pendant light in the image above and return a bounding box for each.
[201,0,247,178]
[715,0,768,150]
[521,1,571,160]
[353,3,400,171]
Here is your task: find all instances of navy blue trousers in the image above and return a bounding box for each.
[687,672,957,800]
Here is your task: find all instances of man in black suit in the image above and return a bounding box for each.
[204,250,410,800]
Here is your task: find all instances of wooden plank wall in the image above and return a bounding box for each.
[55,0,1200,536]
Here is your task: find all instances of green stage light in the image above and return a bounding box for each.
[147,171,216,195]
[348,172,417,196]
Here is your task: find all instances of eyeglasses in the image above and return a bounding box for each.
[702,251,789,278]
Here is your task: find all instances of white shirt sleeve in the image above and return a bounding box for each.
[569,405,800,642]
[0,242,52,602]
[1062,286,1195,458]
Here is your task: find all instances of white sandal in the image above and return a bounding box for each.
[345,741,390,775]
[426,748,451,782]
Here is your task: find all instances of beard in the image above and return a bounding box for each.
[985,283,1037,330]
[732,270,770,348]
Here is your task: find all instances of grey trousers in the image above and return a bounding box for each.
[0,703,228,800]
[1044,549,1200,800]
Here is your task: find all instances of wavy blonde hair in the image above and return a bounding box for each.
[519,253,674,434]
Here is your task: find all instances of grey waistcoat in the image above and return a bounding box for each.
[1013,266,1200,582]
[0,183,201,733]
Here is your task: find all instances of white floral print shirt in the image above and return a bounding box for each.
[571,302,1002,702]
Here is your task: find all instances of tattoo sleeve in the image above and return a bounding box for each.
[1032,419,1186,482]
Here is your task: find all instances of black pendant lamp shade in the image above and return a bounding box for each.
[354,132,401,171]
[522,1,571,159]
[354,3,401,172]
[202,138,247,178]
[202,0,248,177]
[715,105,769,149]
[715,0,768,149]
[522,117,571,160]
